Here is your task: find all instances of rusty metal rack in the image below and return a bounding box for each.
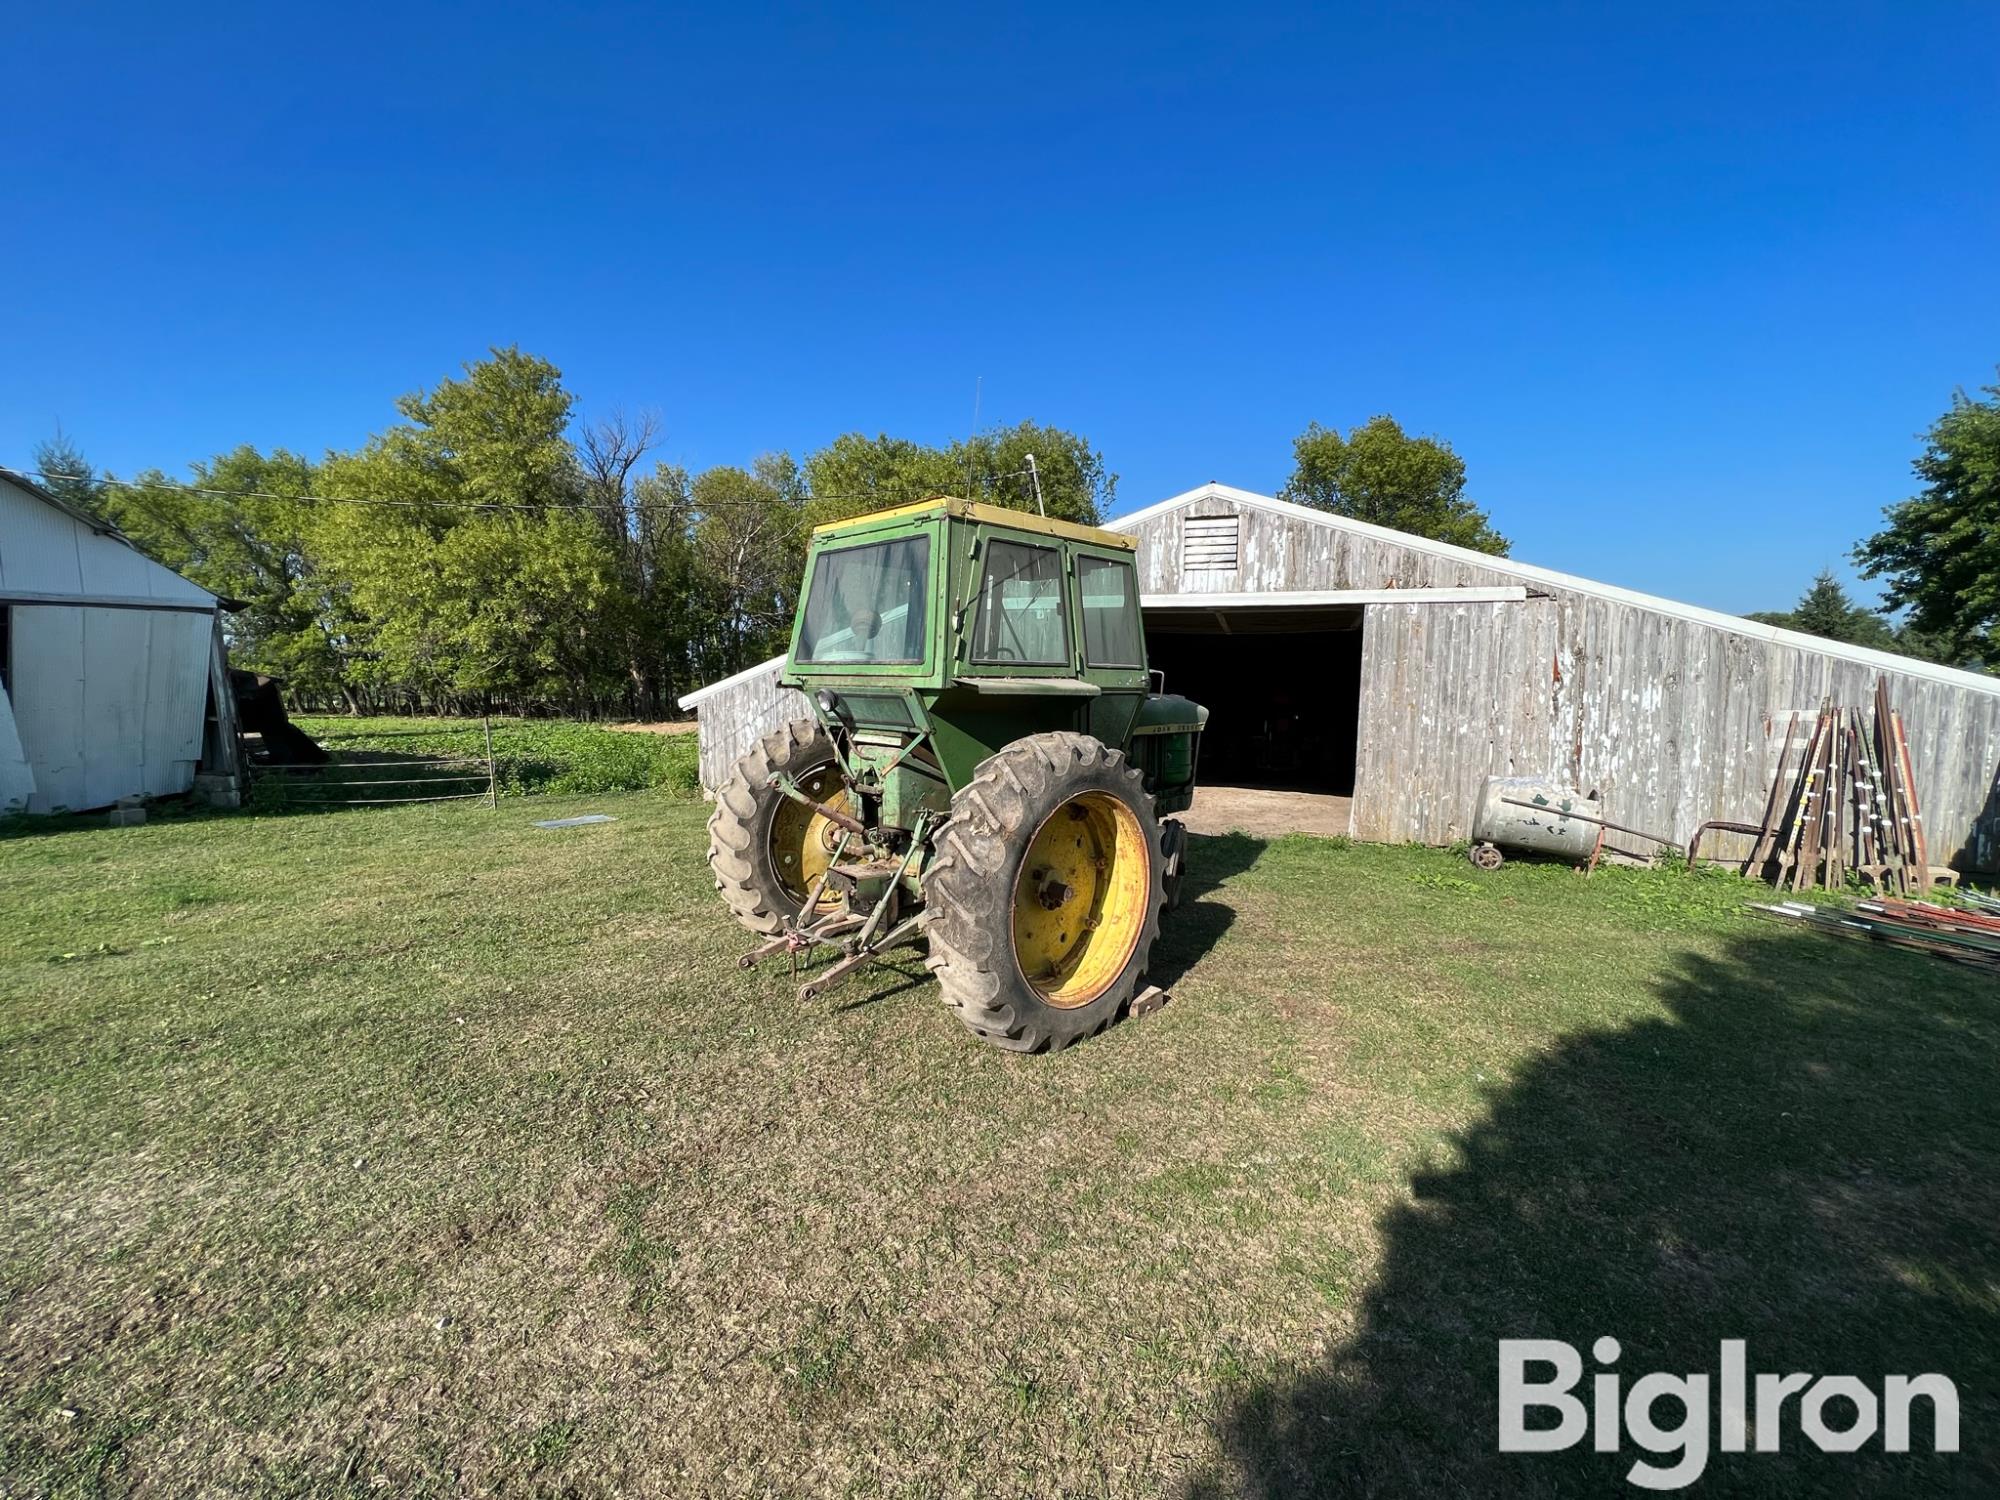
[1706,678,1944,896]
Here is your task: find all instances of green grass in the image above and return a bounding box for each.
[285,715,699,798]
[1,797,1994,1496]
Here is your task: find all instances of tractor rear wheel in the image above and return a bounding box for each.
[924,732,1165,1052]
[708,718,853,936]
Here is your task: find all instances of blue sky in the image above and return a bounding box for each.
[5,1,1995,613]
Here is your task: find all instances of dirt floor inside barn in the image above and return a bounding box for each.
[2,793,1994,1496]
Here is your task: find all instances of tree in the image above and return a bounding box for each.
[801,423,1115,528]
[801,434,964,528]
[1280,416,1508,555]
[1747,571,1897,648]
[955,421,1114,525]
[313,348,626,711]
[689,459,806,676]
[31,429,102,518]
[1856,378,2000,671]
[91,447,358,702]
[1745,569,1962,666]
[579,410,669,712]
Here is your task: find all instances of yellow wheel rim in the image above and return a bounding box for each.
[769,764,851,909]
[1011,790,1151,1008]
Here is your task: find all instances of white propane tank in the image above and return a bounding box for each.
[1469,777,1603,861]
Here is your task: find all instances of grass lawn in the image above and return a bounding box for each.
[1,792,1994,1496]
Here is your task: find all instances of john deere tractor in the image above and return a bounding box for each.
[708,498,1207,1052]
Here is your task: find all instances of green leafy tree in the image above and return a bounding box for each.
[952,421,1114,525]
[314,348,626,711]
[1856,378,2000,671]
[1280,415,1508,555]
[628,462,704,708]
[689,459,807,675]
[801,434,963,527]
[802,423,1114,528]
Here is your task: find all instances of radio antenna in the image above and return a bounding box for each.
[967,376,982,499]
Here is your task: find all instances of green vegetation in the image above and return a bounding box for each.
[1281,414,1509,555]
[2,803,1992,1494]
[35,353,1114,719]
[1857,375,2000,672]
[1747,568,1957,665]
[287,716,699,798]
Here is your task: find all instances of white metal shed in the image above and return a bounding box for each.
[0,468,227,814]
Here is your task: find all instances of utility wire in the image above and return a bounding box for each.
[18,466,1044,516]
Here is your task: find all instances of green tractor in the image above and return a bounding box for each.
[709,498,1207,1051]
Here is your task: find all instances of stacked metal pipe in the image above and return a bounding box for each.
[1751,898,2000,976]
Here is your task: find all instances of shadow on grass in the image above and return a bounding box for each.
[1189,925,2000,1497]
[807,831,1270,1017]
[1147,832,1267,992]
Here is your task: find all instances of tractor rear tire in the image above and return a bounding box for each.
[924,732,1165,1053]
[708,718,852,937]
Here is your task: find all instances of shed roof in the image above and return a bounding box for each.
[1113,483,2000,699]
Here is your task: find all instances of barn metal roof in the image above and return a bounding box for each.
[1113,483,2000,699]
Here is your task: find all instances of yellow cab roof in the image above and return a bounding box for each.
[810,496,1135,552]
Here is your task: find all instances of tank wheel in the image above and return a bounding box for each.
[924,732,1165,1053]
[1469,841,1505,871]
[708,718,853,937]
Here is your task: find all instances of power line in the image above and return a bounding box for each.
[18,465,1043,517]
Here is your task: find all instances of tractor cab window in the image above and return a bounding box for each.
[1078,556,1143,668]
[797,536,930,664]
[972,541,1069,666]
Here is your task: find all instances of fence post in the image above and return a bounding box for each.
[483,715,498,809]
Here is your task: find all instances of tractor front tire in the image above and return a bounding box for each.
[708,718,851,937]
[924,732,1165,1053]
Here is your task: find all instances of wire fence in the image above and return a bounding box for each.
[248,720,499,810]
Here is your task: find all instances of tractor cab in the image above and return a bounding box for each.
[781,498,1204,835]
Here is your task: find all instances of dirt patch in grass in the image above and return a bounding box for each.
[1,802,1993,1494]
[606,720,700,735]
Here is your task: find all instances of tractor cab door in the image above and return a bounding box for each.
[1072,547,1147,749]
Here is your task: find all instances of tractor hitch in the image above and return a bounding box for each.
[733,813,934,1004]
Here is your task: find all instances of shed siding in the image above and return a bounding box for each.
[0,480,213,605]
[8,605,211,810]
[0,681,34,812]
[693,662,813,792]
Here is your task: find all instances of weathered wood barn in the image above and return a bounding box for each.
[682,482,2000,872]
[0,467,238,814]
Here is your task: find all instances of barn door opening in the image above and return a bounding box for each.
[1142,604,1363,835]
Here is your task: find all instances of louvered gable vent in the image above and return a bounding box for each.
[1181,514,1239,572]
